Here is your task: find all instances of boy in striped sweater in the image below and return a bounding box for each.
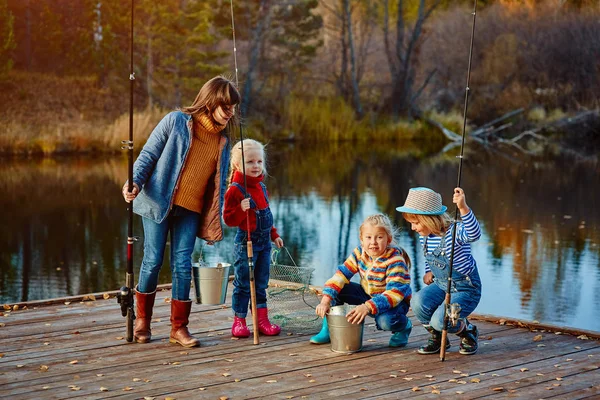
[310,214,413,348]
[397,187,482,355]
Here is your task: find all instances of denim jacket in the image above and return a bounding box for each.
[131,111,230,242]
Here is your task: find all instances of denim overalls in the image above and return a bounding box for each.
[231,182,274,318]
[411,227,482,333]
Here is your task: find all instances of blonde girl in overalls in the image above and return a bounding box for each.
[397,187,481,355]
[223,139,284,338]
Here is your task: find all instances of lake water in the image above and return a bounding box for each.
[1,141,598,332]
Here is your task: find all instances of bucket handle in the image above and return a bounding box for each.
[271,246,298,267]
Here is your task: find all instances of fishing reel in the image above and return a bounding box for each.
[116,286,133,317]
[447,302,462,327]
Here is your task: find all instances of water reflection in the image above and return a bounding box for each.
[0,143,598,332]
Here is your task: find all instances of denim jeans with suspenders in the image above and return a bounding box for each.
[411,230,482,333]
[230,182,274,318]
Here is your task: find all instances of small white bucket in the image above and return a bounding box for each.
[326,305,365,354]
[191,262,231,305]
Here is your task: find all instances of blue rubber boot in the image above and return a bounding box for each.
[309,318,330,344]
[389,319,412,348]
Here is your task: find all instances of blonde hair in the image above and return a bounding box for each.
[402,212,453,236]
[228,139,267,183]
[360,214,411,266]
[181,75,241,125]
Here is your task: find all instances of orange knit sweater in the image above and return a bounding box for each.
[173,114,225,213]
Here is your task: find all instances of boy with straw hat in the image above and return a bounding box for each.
[397,187,482,355]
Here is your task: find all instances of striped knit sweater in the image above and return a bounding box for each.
[421,209,481,276]
[322,245,412,315]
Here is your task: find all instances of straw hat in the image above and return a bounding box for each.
[395,187,447,215]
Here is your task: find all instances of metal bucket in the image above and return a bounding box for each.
[191,262,231,305]
[326,305,364,354]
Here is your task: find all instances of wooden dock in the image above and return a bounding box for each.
[1,285,599,400]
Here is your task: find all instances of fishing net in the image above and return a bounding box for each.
[268,247,321,333]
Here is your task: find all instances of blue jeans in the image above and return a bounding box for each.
[231,232,271,318]
[411,278,481,333]
[138,206,200,300]
[414,232,482,333]
[332,282,410,332]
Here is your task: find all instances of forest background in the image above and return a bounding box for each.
[0,0,598,155]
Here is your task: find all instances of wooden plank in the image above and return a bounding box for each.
[1,287,599,400]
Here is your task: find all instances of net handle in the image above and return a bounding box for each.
[271,246,299,267]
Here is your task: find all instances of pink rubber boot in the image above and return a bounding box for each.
[231,316,251,338]
[257,308,281,336]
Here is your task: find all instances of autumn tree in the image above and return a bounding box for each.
[0,0,16,77]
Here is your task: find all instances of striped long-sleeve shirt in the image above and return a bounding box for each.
[322,246,412,315]
[421,209,481,276]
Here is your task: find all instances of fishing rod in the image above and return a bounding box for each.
[117,0,136,343]
[440,0,478,362]
[230,0,260,345]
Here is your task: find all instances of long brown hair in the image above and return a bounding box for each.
[181,75,241,125]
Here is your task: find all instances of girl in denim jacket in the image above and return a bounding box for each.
[223,139,284,338]
[398,187,481,355]
[122,76,240,348]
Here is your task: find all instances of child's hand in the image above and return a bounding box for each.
[122,183,140,203]
[423,271,434,285]
[315,297,331,318]
[453,187,470,215]
[240,198,251,212]
[346,304,369,325]
[273,237,284,248]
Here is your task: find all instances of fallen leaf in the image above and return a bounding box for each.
[533,335,543,342]
[219,397,228,400]
[448,379,457,383]
[70,386,81,391]
[411,387,421,392]
[471,378,481,383]
[520,368,529,372]
[352,375,359,378]
[578,335,590,340]
[69,360,79,365]
[133,378,141,382]
[198,387,206,391]
[432,389,441,394]
[42,386,50,390]
[234,379,241,382]
[400,369,407,373]
[456,391,464,394]
[308,379,316,383]
[144,397,155,400]
[453,370,462,374]
[390,374,397,378]
[100,387,109,392]
[457,380,467,384]
[64,302,71,305]
[403,377,414,381]
[166,397,176,400]
[116,337,124,340]
[40,365,49,371]
[304,373,312,377]
[492,387,504,391]
[225,358,234,362]
[222,372,231,377]
[103,293,110,299]
[266,379,278,383]
[566,358,573,361]
[123,387,133,391]
[96,374,104,377]
[425,374,434,378]
[289,353,298,356]
[16,364,24,368]
[556,377,563,381]
[367,339,376,342]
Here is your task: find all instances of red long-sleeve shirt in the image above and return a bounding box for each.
[223,171,279,240]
